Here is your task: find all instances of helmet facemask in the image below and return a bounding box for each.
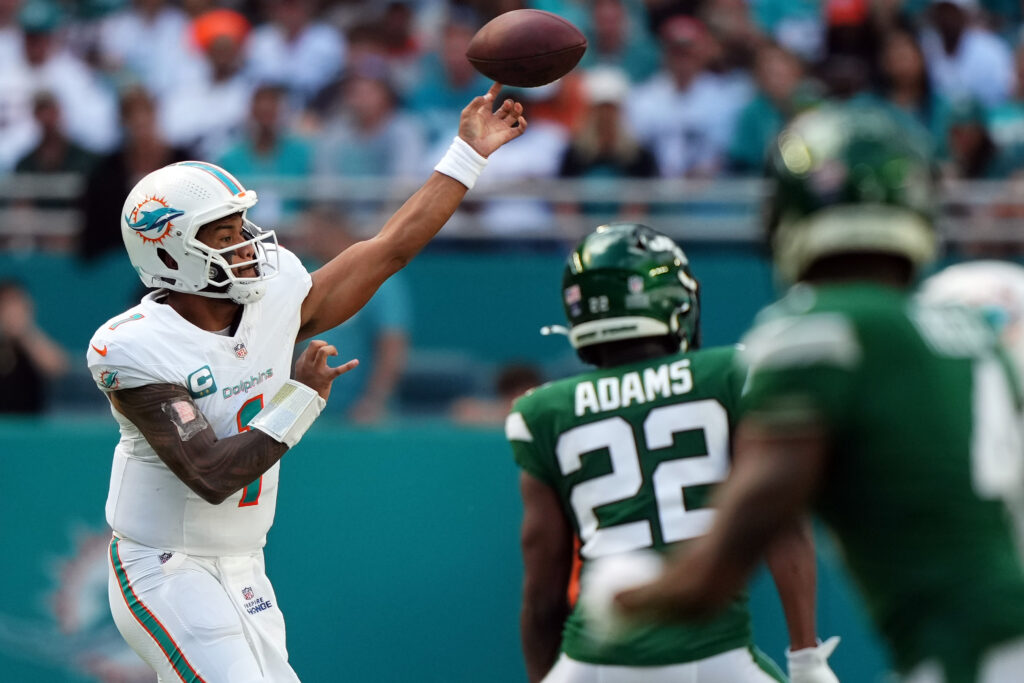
[186,218,280,304]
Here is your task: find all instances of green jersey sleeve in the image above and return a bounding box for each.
[506,394,557,486]
[738,311,862,429]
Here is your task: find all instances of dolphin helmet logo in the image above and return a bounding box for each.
[124,195,184,244]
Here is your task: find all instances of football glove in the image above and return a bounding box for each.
[787,636,841,683]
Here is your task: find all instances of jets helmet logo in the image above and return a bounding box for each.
[124,195,184,245]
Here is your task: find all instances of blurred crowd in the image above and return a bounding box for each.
[5,0,1024,243]
[7,0,1024,420]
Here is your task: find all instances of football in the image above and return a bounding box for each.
[465,9,587,88]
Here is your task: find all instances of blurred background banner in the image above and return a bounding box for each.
[0,419,886,682]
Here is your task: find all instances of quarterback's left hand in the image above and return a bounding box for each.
[458,82,527,158]
[787,636,840,683]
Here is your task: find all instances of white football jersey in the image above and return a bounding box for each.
[86,247,312,556]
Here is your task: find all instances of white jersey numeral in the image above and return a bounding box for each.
[971,357,1024,555]
[555,401,730,559]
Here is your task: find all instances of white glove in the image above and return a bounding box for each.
[787,636,841,683]
[577,549,664,644]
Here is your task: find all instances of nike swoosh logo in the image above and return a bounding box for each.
[92,344,108,356]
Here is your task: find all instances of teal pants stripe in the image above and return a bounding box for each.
[751,644,789,682]
[109,537,208,683]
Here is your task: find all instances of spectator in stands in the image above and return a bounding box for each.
[987,41,1024,177]
[701,0,759,97]
[0,0,23,67]
[406,10,490,148]
[577,0,660,83]
[471,83,570,235]
[747,0,823,61]
[625,15,748,178]
[14,92,97,209]
[377,1,421,71]
[0,279,69,415]
[559,66,657,220]
[920,0,1015,107]
[215,83,313,230]
[245,0,345,109]
[78,86,191,261]
[298,207,411,423]
[0,0,118,171]
[450,362,543,426]
[159,8,252,160]
[728,42,811,174]
[182,0,216,19]
[314,65,425,219]
[879,29,953,157]
[97,0,200,96]
[945,97,1000,178]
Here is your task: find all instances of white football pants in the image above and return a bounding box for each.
[107,535,300,682]
[542,646,786,683]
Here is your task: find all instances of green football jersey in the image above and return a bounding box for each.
[740,282,1024,678]
[507,347,757,666]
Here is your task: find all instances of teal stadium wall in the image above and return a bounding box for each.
[0,244,778,374]
[0,420,888,682]
[0,249,894,680]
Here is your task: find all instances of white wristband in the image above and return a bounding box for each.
[433,136,488,190]
[249,380,326,449]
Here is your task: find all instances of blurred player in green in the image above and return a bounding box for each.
[617,104,1024,682]
[506,222,840,682]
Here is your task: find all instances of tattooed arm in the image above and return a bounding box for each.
[109,383,286,505]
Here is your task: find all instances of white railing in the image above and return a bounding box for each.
[2,173,1024,247]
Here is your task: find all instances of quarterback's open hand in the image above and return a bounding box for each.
[458,82,527,158]
[294,340,358,401]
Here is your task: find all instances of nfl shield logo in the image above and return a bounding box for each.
[242,586,254,600]
[628,275,644,293]
[234,342,248,359]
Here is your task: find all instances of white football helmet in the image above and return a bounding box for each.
[120,161,279,304]
[919,260,1024,374]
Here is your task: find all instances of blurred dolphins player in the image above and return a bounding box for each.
[617,104,1024,682]
[506,222,840,683]
[86,83,526,682]
[920,260,1024,383]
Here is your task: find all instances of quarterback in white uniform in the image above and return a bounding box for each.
[86,84,526,682]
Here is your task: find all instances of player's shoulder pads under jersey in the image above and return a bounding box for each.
[741,288,860,374]
[506,379,561,443]
[86,303,162,392]
[261,245,312,309]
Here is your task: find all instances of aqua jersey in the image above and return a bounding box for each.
[740,283,1024,677]
[507,347,757,666]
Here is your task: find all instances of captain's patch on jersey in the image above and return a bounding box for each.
[186,365,217,398]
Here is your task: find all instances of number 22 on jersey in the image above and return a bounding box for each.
[556,400,730,560]
[236,395,264,507]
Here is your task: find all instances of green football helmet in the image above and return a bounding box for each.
[559,223,700,354]
[766,102,938,283]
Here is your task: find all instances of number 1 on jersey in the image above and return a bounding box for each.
[236,395,264,507]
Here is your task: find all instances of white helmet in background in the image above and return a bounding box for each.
[120,161,279,304]
[919,260,1024,375]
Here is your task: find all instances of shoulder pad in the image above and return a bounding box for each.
[740,313,861,373]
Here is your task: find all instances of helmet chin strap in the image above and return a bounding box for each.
[226,281,267,304]
[204,262,268,304]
